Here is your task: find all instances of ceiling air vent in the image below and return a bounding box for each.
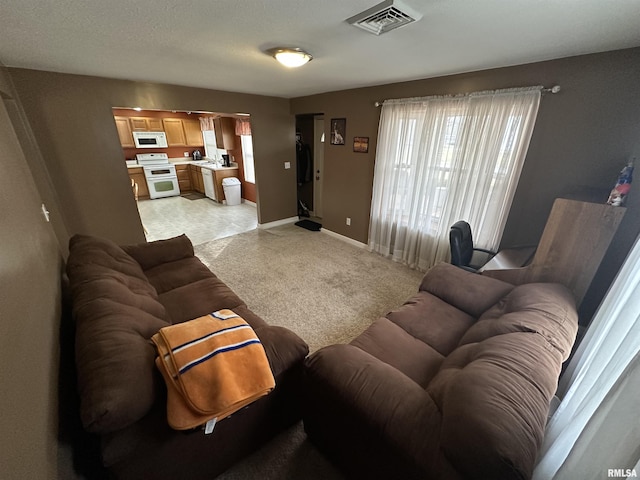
[347,0,423,36]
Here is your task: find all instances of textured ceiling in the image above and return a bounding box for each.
[1,0,640,98]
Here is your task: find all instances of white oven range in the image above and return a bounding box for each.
[136,153,180,199]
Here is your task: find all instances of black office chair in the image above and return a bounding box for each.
[449,220,496,272]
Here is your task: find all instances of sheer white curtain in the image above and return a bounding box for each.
[368,87,541,270]
[533,235,640,480]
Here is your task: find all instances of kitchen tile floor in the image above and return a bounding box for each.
[137,195,258,246]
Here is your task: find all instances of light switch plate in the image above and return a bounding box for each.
[284,162,291,169]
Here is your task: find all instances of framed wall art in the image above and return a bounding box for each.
[330,118,346,145]
[353,136,369,153]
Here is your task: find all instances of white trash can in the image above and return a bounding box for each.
[222,177,241,205]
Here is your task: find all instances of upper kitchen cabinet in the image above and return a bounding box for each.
[114,116,135,148]
[163,118,204,147]
[112,109,206,149]
[214,117,236,150]
[130,117,164,132]
[183,119,204,146]
[163,118,187,146]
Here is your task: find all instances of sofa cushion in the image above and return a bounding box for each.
[459,282,578,359]
[67,234,170,434]
[68,234,154,292]
[350,317,444,388]
[74,301,169,434]
[428,332,564,479]
[386,291,476,356]
[420,263,513,318]
[158,275,249,324]
[122,234,194,271]
[142,256,215,296]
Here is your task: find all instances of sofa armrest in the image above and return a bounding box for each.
[122,235,194,271]
[304,345,446,477]
[420,263,513,318]
[255,325,309,378]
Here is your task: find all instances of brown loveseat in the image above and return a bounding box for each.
[303,262,578,480]
[66,233,309,479]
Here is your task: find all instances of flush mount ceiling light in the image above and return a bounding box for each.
[268,47,313,68]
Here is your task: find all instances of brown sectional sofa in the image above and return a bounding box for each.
[66,234,309,479]
[303,262,578,480]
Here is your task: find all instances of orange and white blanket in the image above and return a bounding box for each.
[151,309,275,430]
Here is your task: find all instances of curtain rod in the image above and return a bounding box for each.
[373,85,561,107]
[542,85,562,94]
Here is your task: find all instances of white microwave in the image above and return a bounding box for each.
[132,131,168,148]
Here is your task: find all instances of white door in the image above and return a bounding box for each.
[313,115,324,218]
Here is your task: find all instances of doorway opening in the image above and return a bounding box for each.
[113,107,258,245]
[295,113,324,222]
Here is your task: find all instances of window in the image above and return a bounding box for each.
[369,87,541,271]
[202,130,226,160]
[240,135,255,184]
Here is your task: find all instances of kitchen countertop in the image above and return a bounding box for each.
[127,160,238,171]
[188,160,239,171]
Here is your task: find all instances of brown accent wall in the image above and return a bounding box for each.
[9,69,297,245]
[0,68,64,479]
[291,47,640,321]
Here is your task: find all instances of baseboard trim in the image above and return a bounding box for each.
[258,216,298,229]
[243,199,257,207]
[321,228,368,249]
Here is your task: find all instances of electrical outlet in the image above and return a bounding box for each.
[346,217,351,226]
[184,152,190,157]
[284,161,291,169]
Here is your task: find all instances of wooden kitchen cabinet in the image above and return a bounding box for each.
[176,164,192,192]
[114,111,204,147]
[214,117,236,149]
[213,168,239,202]
[164,118,204,147]
[129,117,163,132]
[189,165,204,194]
[163,118,187,146]
[128,167,149,199]
[115,116,135,147]
[183,119,204,146]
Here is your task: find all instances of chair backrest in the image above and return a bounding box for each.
[449,221,474,267]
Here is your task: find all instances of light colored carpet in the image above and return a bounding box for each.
[195,224,424,353]
[193,224,424,479]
